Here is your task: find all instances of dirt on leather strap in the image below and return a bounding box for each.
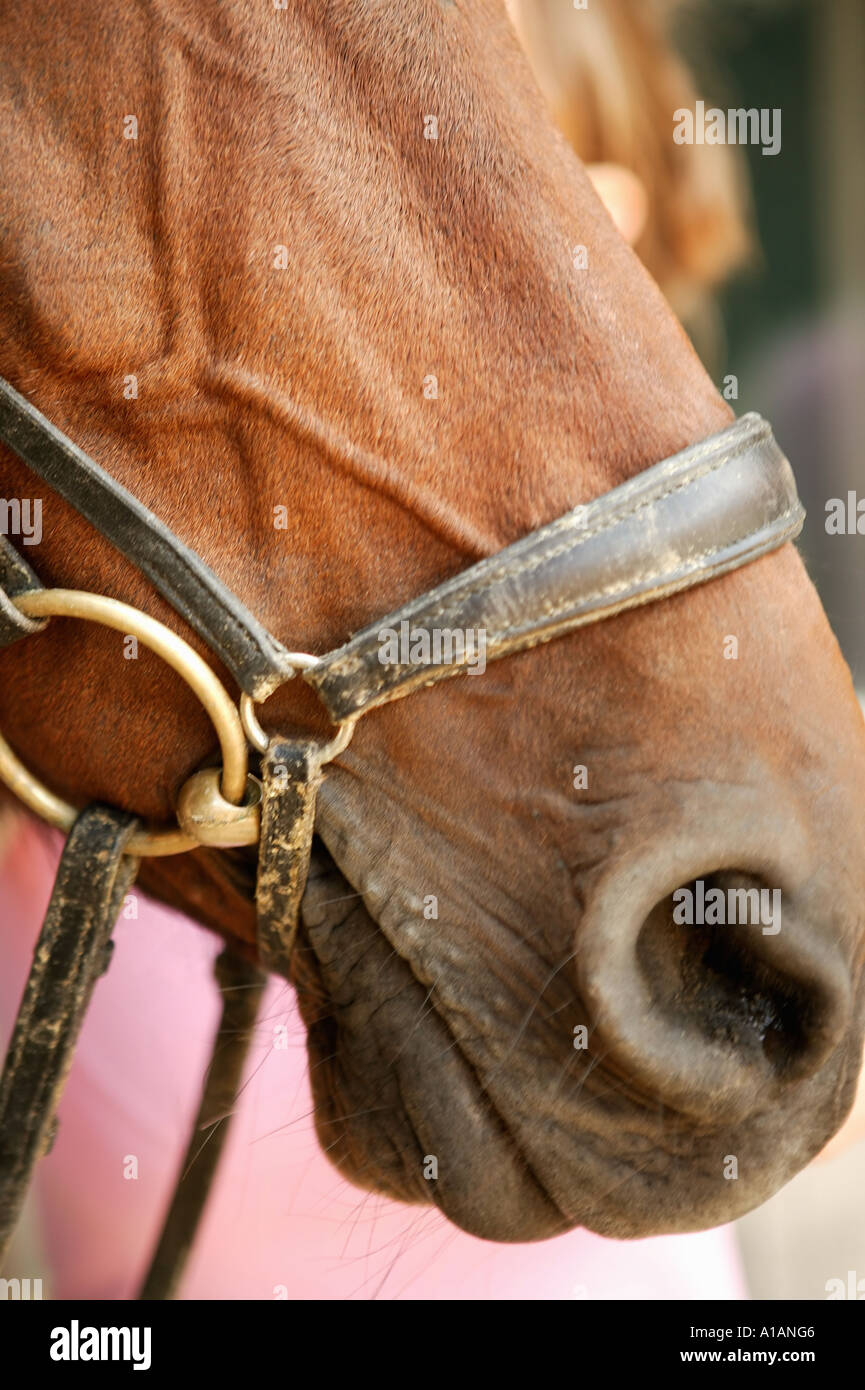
[0,799,266,1298]
[255,739,325,977]
[0,804,139,1263]
[305,413,804,722]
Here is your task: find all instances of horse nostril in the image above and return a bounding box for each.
[578,862,852,1125]
[637,873,826,1079]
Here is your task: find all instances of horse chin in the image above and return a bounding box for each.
[545,1062,856,1243]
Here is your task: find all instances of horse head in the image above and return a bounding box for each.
[1,0,863,1242]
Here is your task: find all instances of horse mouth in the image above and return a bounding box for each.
[289,840,569,1241]
[287,839,861,1245]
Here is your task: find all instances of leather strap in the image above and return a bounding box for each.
[0,805,139,1263]
[0,534,47,649]
[0,373,296,700]
[305,414,804,722]
[255,739,325,976]
[138,947,267,1300]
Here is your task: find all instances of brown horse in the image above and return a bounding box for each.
[1,0,864,1244]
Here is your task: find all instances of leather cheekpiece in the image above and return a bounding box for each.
[0,534,47,649]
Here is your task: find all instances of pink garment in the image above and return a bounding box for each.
[0,820,746,1300]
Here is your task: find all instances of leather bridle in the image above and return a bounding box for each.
[0,371,805,1295]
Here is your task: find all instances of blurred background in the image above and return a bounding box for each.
[512,0,865,685]
[688,0,865,691]
[510,0,865,1300]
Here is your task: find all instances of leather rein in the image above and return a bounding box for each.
[0,371,805,1295]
